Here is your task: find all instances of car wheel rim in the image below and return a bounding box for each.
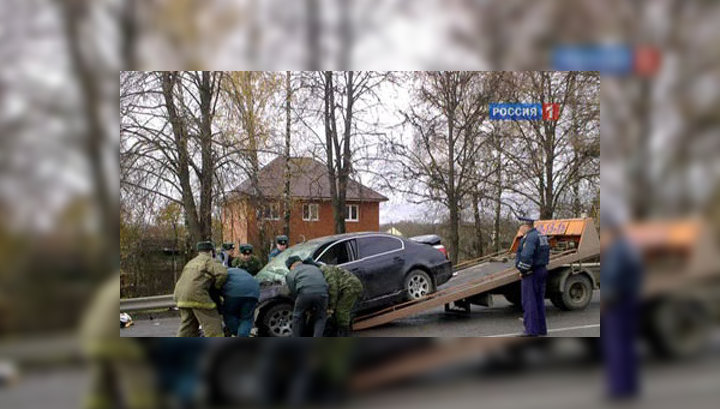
[408,274,430,299]
[268,308,292,337]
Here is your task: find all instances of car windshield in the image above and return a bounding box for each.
[255,239,326,284]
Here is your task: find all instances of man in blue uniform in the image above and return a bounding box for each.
[269,235,289,261]
[601,212,643,399]
[217,242,235,267]
[515,216,551,336]
[221,267,260,337]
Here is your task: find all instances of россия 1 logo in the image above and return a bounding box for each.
[490,103,559,121]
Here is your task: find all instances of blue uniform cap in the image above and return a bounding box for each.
[518,216,536,223]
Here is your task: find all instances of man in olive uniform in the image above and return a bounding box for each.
[231,243,263,276]
[82,274,157,409]
[174,241,228,337]
[315,261,364,336]
[269,235,289,261]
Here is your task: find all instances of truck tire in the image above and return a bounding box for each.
[645,298,710,359]
[258,302,293,337]
[550,273,593,311]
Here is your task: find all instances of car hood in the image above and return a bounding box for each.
[259,281,290,302]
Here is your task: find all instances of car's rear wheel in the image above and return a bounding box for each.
[258,302,293,337]
[405,269,434,300]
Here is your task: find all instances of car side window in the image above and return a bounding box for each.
[318,241,352,265]
[357,236,402,259]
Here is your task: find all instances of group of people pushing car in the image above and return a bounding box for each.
[173,234,363,337]
[174,215,555,337]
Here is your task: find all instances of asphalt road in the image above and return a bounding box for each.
[122,261,600,337]
[122,293,599,337]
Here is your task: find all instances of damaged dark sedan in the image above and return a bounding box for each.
[254,232,453,336]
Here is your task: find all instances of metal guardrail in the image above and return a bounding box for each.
[120,294,175,312]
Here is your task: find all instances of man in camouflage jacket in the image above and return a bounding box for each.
[173,241,228,337]
[318,263,364,336]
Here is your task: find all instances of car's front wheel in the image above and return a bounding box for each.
[258,302,293,337]
[404,269,435,300]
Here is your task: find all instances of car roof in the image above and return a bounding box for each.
[307,231,402,245]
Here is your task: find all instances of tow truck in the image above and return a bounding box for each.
[353,217,601,331]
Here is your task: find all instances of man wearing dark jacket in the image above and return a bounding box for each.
[515,216,551,336]
[285,255,329,337]
[222,267,260,337]
[601,213,643,399]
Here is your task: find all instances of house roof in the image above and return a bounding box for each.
[231,157,388,202]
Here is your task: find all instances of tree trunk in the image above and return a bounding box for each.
[161,72,202,245]
[305,0,321,69]
[198,71,215,241]
[447,84,459,264]
[473,192,483,258]
[493,134,503,253]
[60,0,117,266]
[336,71,354,234]
[283,71,292,236]
[323,72,342,233]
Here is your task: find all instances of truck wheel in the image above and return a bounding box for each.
[645,298,710,359]
[258,302,293,337]
[551,274,593,311]
[405,270,435,300]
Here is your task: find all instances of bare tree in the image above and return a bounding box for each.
[299,71,389,234]
[499,71,599,219]
[121,71,223,246]
[221,71,281,251]
[386,72,499,263]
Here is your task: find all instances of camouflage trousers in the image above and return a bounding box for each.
[334,286,363,328]
[177,307,224,337]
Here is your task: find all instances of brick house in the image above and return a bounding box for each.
[222,157,388,254]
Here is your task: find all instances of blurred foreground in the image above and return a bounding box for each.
[1,0,720,408]
[2,337,720,408]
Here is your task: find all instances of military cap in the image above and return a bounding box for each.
[196,241,215,252]
[239,243,254,254]
[285,255,302,269]
[276,235,289,244]
[221,242,235,251]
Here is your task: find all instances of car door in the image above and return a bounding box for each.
[314,239,368,298]
[354,236,405,298]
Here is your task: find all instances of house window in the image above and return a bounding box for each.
[302,203,319,221]
[258,203,280,221]
[345,204,359,222]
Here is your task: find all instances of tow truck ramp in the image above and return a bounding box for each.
[352,218,600,331]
